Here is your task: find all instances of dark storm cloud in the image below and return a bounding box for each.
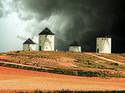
[14,0,125,52]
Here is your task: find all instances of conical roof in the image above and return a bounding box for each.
[23,38,36,44]
[98,32,111,38]
[39,28,55,35]
[70,41,81,46]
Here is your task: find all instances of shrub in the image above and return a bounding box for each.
[110,63,119,66]
[16,51,21,53]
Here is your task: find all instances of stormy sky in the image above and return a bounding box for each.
[0,0,125,52]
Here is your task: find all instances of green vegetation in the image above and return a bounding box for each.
[110,63,119,66]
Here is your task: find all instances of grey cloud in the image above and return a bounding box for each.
[0,0,15,17]
[0,0,3,17]
[13,0,119,51]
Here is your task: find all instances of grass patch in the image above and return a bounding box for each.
[110,63,119,66]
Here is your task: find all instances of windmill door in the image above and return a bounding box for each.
[39,46,42,51]
[97,48,99,53]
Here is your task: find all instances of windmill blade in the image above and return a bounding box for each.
[42,35,48,50]
[17,35,38,46]
[105,38,108,48]
[46,38,53,50]
[55,35,70,45]
[17,35,27,41]
[31,35,39,45]
[107,38,110,46]
[103,38,110,51]
[101,38,106,50]
[30,33,36,40]
[31,36,34,40]
[34,42,39,45]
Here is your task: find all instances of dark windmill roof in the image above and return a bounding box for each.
[97,35,111,38]
[98,32,111,38]
[70,41,81,46]
[23,38,36,44]
[39,28,55,35]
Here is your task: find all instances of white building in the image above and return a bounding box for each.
[96,37,112,53]
[69,41,81,52]
[39,28,55,51]
[23,38,36,51]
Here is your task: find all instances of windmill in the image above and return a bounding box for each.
[96,36,112,54]
[17,34,38,51]
[69,41,82,52]
[39,28,55,51]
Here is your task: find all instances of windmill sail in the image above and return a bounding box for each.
[42,35,48,50]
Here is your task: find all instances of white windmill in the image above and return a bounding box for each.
[69,41,82,52]
[23,38,36,51]
[39,28,55,51]
[96,36,112,54]
[17,35,38,51]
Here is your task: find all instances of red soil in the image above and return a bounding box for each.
[0,66,125,91]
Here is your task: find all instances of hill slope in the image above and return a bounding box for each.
[0,51,125,77]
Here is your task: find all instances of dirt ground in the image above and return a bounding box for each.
[0,66,125,92]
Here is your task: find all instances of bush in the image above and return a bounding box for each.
[16,51,21,53]
[110,63,119,66]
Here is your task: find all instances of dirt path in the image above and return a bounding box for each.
[0,66,125,91]
[85,53,124,65]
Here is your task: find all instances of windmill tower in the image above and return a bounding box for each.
[69,41,82,52]
[96,36,112,53]
[23,38,36,51]
[39,28,55,51]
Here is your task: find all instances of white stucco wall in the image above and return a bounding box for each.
[23,44,36,51]
[96,37,112,53]
[69,46,81,52]
[39,35,55,51]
